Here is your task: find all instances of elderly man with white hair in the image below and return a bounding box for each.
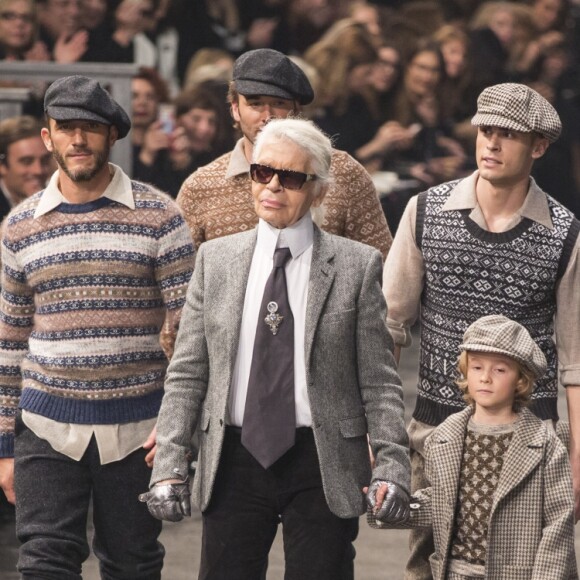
[140,118,411,579]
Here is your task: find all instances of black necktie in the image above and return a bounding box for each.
[241,247,295,469]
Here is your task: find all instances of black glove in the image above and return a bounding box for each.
[366,480,410,524]
[139,479,191,522]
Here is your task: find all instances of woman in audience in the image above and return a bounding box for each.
[0,0,49,60]
[305,19,415,171]
[131,67,190,198]
[432,24,477,151]
[387,39,467,185]
[173,83,235,163]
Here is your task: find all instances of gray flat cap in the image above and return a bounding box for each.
[44,75,131,139]
[460,315,546,379]
[471,83,561,143]
[233,49,314,105]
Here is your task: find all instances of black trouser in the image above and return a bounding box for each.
[199,426,358,580]
[14,413,164,580]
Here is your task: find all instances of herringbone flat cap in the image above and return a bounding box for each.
[44,75,131,139]
[471,83,561,143]
[233,49,314,105]
[460,315,547,379]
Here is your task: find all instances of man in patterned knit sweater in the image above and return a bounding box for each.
[176,48,392,260]
[0,76,194,579]
[384,83,580,580]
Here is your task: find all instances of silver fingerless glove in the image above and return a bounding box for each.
[366,479,410,524]
[139,479,191,522]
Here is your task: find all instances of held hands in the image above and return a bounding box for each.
[139,478,191,522]
[365,480,410,524]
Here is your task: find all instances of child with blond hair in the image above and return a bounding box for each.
[369,315,577,580]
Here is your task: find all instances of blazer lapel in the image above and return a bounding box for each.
[431,410,470,515]
[492,409,544,513]
[304,227,335,368]
[224,231,257,379]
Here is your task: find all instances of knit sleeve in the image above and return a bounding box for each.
[328,151,392,260]
[155,201,195,357]
[0,234,34,457]
[532,436,576,578]
[176,172,206,252]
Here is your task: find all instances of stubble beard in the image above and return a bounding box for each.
[52,144,110,183]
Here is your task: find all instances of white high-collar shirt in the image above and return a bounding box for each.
[228,212,314,427]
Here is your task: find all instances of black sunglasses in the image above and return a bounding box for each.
[250,164,317,190]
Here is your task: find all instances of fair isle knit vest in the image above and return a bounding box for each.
[414,180,580,426]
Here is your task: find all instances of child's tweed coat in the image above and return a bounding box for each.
[370,407,577,580]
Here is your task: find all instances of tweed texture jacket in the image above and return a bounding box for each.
[150,225,410,518]
[369,407,577,579]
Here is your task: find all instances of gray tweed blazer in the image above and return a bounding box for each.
[151,225,410,518]
[370,407,577,580]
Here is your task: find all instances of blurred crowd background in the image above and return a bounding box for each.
[1,0,580,233]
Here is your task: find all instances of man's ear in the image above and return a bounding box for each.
[40,127,53,153]
[230,101,240,123]
[312,183,329,207]
[109,125,119,146]
[531,136,549,159]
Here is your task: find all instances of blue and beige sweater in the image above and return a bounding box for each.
[0,179,195,456]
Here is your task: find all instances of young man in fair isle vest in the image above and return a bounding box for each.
[383,83,580,580]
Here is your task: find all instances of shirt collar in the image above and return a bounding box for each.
[441,170,554,230]
[256,212,314,260]
[0,180,15,208]
[225,138,251,179]
[34,163,135,219]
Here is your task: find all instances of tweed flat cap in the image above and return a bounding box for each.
[44,76,131,139]
[233,49,314,105]
[460,315,547,379]
[471,83,561,143]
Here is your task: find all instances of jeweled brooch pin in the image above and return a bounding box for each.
[264,301,283,335]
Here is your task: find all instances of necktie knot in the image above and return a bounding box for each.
[273,247,292,269]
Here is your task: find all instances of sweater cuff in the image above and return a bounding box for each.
[0,433,14,458]
[386,317,412,348]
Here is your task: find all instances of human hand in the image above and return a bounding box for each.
[168,127,193,169]
[246,17,279,48]
[376,122,418,152]
[139,121,171,165]
[0,457,15,504]
[53,30,88,63]
[143,425,157,468]
[139,479,191,522]
[24,40,51,61]
[365,480,410,524]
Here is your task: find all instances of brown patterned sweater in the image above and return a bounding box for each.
[450,420,515,568]
[176,139,392,259]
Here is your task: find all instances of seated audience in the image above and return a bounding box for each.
[0,115,53,219]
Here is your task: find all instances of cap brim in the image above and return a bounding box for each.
[236,79,306,104]
[46,105,111,126]
[459,343,538,377]
[471,112,530,133]
[46,106,130,139]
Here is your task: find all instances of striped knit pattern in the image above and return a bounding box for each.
[0,182,195,456]
[176,148,392,258]
[414,180,578,426]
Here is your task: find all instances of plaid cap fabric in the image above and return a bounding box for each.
[460,315,547,379]
[471,83,561,143]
